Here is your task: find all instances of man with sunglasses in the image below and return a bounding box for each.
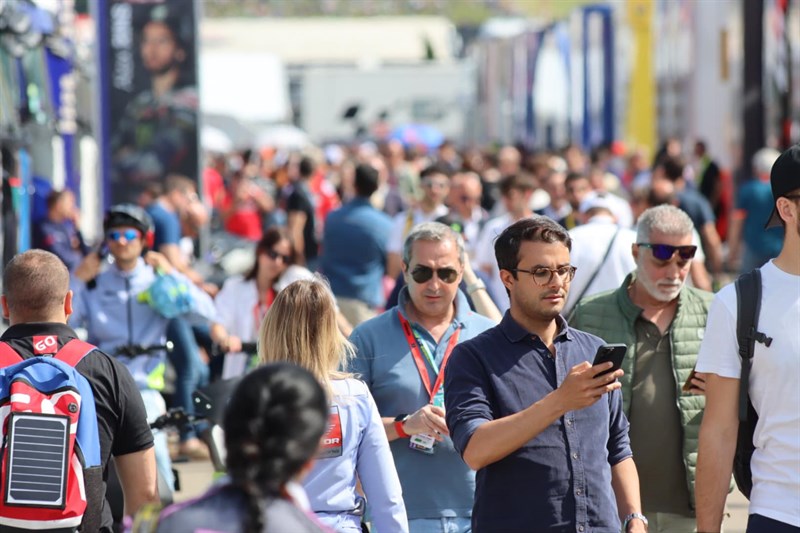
[696,145,800,533]
[570,205,713,532]
[445,216,644,533]
[350,222,495,533]
[70,205,234,492]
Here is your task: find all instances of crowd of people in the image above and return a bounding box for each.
[5,138,799,533]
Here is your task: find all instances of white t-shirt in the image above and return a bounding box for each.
[696,260,800,527]
[564,217,637,316]
[475,213,514,311]
[386,205,449,255]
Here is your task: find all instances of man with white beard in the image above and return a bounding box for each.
[569,204,713,533]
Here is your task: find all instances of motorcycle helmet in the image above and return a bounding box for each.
[104,204,155,251]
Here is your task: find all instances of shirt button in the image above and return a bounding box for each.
[572,452,579,459]
[576,488,582,495]
[578,526,585,532]
[566,419,573,426]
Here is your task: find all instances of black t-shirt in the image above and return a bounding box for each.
[0,322,154,532]
[286,183,318,261]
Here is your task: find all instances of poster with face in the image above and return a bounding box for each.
[100,0,198,205]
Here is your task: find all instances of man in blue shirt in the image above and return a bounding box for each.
[32,189,89,272]
[321,163,392,326]
[445,216,646,533]
[349,222,495,533]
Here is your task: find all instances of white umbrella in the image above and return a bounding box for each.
[201,125,234,154]
[256,124,311,150]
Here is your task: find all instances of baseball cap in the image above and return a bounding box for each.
[765,144,800,228]
[578,191,616,214]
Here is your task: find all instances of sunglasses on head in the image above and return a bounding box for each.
[265,249,292,263]
[107,229,140,242]
[638,243,698,261]
[409,265,460,284]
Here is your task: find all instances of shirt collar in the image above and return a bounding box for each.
[500,310,573,343]
[397,285,471,328]
[1,322,78,341]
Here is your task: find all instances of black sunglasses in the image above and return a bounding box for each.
[637,243,698,261]
[409,265,460,284]
[265,249,292,263]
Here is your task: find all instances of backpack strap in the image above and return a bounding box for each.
[735,269,773,422]
[53,339,97,368]
[0,341,23,368]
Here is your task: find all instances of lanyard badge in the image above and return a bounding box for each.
[398,312,460,454]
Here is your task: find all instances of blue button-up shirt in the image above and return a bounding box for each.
[445,312,632,533]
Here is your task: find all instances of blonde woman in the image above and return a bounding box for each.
[259,279,408,533]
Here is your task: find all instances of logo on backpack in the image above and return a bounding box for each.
[0,339,102,530]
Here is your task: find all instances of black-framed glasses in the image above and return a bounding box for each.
[637,243,698,261]
[511,265,576,286]
[265,249,292,263]
[409,265,460,284]
[107,229,140,242]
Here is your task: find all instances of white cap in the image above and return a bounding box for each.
[578,191,616,214]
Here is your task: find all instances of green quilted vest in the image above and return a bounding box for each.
[569,273,713,508]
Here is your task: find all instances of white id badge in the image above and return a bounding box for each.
[409,433,436,454]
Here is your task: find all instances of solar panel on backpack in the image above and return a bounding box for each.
[4,413,69,508]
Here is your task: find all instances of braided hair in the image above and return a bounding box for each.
[224,363,328,533]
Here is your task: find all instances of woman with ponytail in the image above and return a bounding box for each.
[137,363,331,532]
[259,278,408,533]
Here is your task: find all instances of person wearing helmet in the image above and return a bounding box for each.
[69,204,235,493]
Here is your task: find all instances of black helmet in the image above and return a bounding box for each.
[104,204,155,249]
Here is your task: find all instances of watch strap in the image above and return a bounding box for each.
[393,414,410,439]
[622,512,648,531]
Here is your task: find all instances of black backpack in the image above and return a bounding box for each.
[733,268,773,499]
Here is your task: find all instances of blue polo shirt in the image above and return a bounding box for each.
[444,312,632,532]
[321,198,393,308]
[349,288,496,520]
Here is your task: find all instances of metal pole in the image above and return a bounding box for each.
[742,0,765,180]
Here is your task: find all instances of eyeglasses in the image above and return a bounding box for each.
[409,265,460,284]
[461,195,480,204]
[107,229,140,242]
[511,265,577,286]
[422,178,449,189]
[265,249,292,263]
[637,243,698,261]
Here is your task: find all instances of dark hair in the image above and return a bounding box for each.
[3,250,69,321]
[494,216,572,276]
[298,157,316,179]
[420,163,452,180]
[245,227,295,281]
[499,173,537,196]
[46,189,71,211]
[354,164,379,198]
[224,363,328,533]
[659,156,685,182]
[564,171,589,186]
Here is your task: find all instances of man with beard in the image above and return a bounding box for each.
[445,216,646,533]
[569,204,712,533]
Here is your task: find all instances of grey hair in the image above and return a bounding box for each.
[402,221,466,266]
[636,204,695,242]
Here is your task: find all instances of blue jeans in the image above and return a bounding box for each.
[140,389,174,492]
[166,318,209,441]
[408,517,471,533]
[747,514,800,533]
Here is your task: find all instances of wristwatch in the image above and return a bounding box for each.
[394,414,410,438]
[465,279,486,295]
[622,513,648,531]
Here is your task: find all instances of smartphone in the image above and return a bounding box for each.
[592,344,628,378]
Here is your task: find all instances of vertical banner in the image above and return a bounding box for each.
[97,0,199,206]
[626,0,655,155]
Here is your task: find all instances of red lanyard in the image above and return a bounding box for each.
[252,288,276,333]
[397,311,461,403]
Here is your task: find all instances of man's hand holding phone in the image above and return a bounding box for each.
[554,361,624,413]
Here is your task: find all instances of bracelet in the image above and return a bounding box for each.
[622,513,648,531]
[466,280,486,295]
[394,414,410,438]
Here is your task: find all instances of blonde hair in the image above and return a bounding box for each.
[257,278,353,395]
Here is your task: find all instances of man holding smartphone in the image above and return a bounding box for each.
[570,205,712,532]
[445,216,646,533]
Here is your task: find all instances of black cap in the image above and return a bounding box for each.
[766,144,800,228]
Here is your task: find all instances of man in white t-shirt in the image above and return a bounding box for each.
[563,193,637,316]
[695,144,800,533]
[386,164,450,279]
